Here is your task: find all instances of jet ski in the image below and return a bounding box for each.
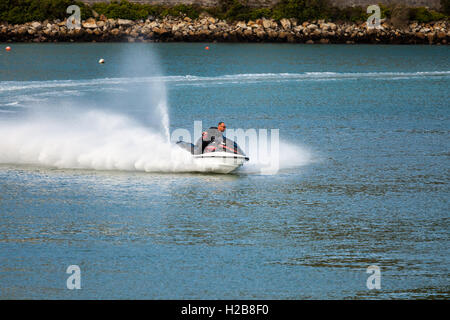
[177,127,249,174]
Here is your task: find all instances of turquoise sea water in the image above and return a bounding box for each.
[0,43,449,299]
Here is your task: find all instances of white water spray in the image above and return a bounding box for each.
[0,110,196,172]
[0,110,313,173]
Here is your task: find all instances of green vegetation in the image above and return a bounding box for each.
[271,0,329,21]
[90,2,201,20]
[0,0,91,25]
[0,0,448,25]
[89,1,159,20]
[441,0,450,15]
[208,0,366,22]
[409,7,446,22]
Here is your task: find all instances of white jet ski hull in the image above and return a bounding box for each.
[193,152,247,174]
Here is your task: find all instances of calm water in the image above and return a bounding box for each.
[0,43,449,299]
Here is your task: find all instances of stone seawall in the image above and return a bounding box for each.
[1,16,448,44]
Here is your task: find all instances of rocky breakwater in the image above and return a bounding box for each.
[1,15,449,44]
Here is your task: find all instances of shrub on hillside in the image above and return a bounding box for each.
[271,0,329,21]
[409,7,446,22]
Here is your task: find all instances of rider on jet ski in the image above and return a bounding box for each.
[176,121,247,159]
[196,122,226,153]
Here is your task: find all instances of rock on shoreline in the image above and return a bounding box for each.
[1,16,449,44]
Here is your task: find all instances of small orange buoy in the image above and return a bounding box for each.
[205,46,209,50]
[5,46,11,52]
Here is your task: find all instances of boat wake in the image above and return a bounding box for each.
[1,71,449,93]
[1,71,448,114]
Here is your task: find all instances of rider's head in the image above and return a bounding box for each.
[218,122,226,132]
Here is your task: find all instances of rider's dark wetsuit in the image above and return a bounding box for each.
[194,127,223,154]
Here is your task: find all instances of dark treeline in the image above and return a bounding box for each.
[1,0,449,25]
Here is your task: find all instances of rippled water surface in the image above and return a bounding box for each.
[0,43,449,299]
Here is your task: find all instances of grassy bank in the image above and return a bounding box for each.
[1,0,449,25]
